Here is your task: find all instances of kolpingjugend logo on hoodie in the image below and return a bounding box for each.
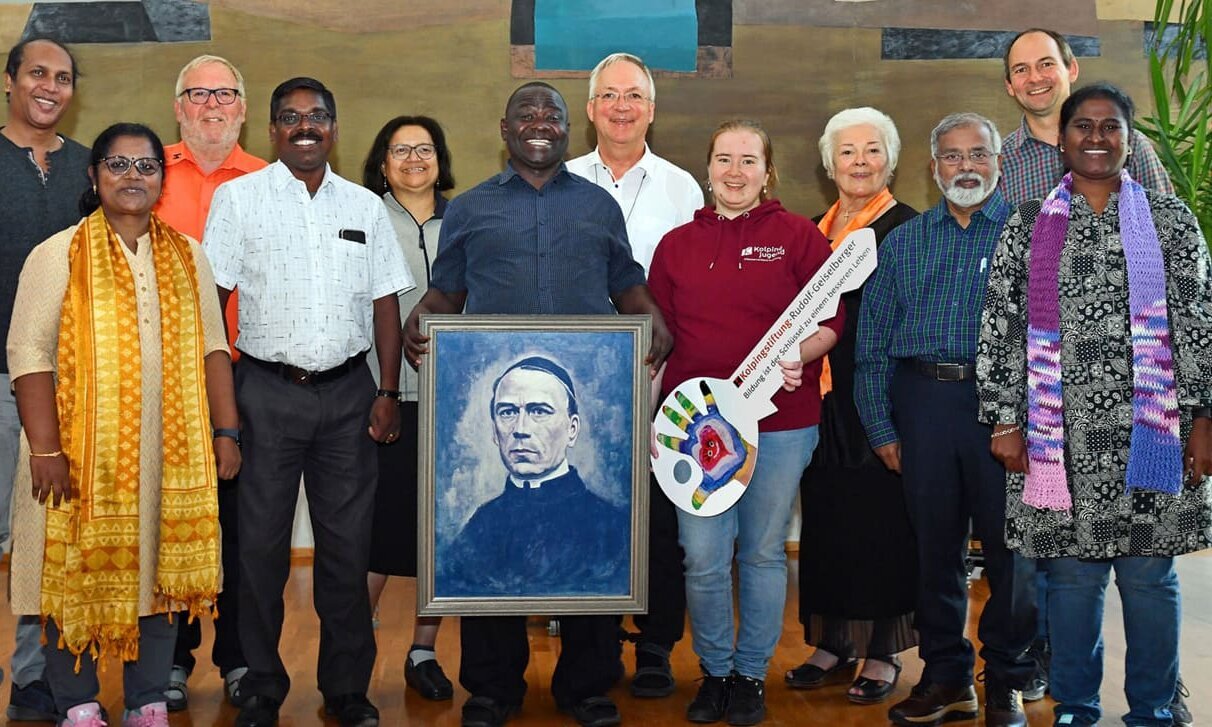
[740,244,786,263]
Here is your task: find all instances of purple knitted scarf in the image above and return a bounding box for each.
[1024,170,1181,511]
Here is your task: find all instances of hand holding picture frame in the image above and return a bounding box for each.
[417,314,651,616]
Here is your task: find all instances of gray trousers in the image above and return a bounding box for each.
[44,614,174,712]
[3,373,48,687]
[235,360,378,703]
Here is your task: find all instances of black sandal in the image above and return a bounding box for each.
[846,655,902,705]
[630,642,676,698]
[784,650,859,690]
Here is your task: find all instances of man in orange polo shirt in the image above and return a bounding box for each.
[154,53,266,713]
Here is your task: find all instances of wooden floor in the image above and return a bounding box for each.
[2,552,1208,726]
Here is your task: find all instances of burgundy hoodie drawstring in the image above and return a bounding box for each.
[707,210,750,270]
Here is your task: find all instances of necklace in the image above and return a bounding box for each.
[594,165,648,224]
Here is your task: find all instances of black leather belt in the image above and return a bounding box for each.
[241,351,367,385]
[912,359,975,382]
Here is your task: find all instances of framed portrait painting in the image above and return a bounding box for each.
[417,315,651,616]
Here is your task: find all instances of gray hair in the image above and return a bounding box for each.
[929,112,1001,157]
[818,107,902,178]
[174,54,246,99]
[587,52,655,103]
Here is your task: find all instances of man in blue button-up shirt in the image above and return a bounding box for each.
[856,113,1035,727]
[405,82,670,727]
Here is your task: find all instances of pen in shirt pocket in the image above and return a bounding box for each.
[980,257,988,273]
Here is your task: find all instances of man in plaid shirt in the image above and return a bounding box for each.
[856,113,1035,727]
[999,28,1173,207]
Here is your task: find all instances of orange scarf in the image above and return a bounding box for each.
[816,188,896,396]
[44,209,219,664]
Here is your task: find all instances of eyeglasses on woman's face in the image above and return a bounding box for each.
[99,155,163,177]
[387,143,437,161]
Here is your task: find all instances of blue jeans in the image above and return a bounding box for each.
[678,426,818,680]
[1045,556,1179,726]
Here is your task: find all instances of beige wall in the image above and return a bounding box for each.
[2,5,1158,217]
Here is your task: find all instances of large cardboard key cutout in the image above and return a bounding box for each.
[651,229,878,516]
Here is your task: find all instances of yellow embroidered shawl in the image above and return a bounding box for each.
[44,209,220,661]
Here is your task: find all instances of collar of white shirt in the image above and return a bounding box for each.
[587,144,656,183]
[269,159,336,193]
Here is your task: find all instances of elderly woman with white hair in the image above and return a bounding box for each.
[786,107,920,705]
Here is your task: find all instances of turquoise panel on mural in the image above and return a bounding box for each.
[534,0,698,72]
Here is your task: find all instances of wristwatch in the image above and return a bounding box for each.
[213,427,242,446]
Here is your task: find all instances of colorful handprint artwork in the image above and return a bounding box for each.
[651,377,760,516]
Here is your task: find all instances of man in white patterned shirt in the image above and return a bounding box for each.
[202,77,413,727]
[566,52,702,699]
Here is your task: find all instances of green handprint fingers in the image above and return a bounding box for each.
[657,432,688,452]
[662,404,691,431]
[674,390,701,419]
[691,485,709,510]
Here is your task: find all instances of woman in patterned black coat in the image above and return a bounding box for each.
[976,83,1212,727]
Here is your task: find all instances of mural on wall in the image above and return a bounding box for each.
[19,0,210,43]
[510,0,733,78]
[882,28,1100,60]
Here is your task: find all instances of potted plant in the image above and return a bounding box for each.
[1137,0,1211,241]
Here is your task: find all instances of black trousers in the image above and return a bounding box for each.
[235,361,378,703]
[173,477,244,676]
[460,614,622,707]
[629,473,686,651]
[892,363,1036,689]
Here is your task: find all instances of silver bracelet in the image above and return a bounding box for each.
[991,425,1021,439]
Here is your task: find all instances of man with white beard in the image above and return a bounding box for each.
[855,113,1035,727]
[155,54,267,712]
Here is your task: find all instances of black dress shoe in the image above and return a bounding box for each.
[462,695,520,727]
[405,656,454,701]
[324,693,379,727]
[235,695,280,727]
[560,696,621,727]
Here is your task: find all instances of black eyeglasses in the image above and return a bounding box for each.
[99,156,163,176]
[180,87,240,105]
[387,143,437,161]
[275,111,333,127]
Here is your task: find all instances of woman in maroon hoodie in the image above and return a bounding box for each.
[648,119,842,725]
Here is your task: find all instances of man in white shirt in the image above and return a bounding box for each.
[566,52,703,699]
[567,52,703,275]
[202,77,413,727]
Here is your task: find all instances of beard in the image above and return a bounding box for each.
[934,169,999,208]
[181,118,241,152]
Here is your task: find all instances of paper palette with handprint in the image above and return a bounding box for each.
[651,377,761,516]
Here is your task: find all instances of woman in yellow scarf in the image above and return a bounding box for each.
[6,123,239,727]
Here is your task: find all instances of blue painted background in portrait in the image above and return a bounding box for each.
[534,0,698,72]
[433,329,635,598]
